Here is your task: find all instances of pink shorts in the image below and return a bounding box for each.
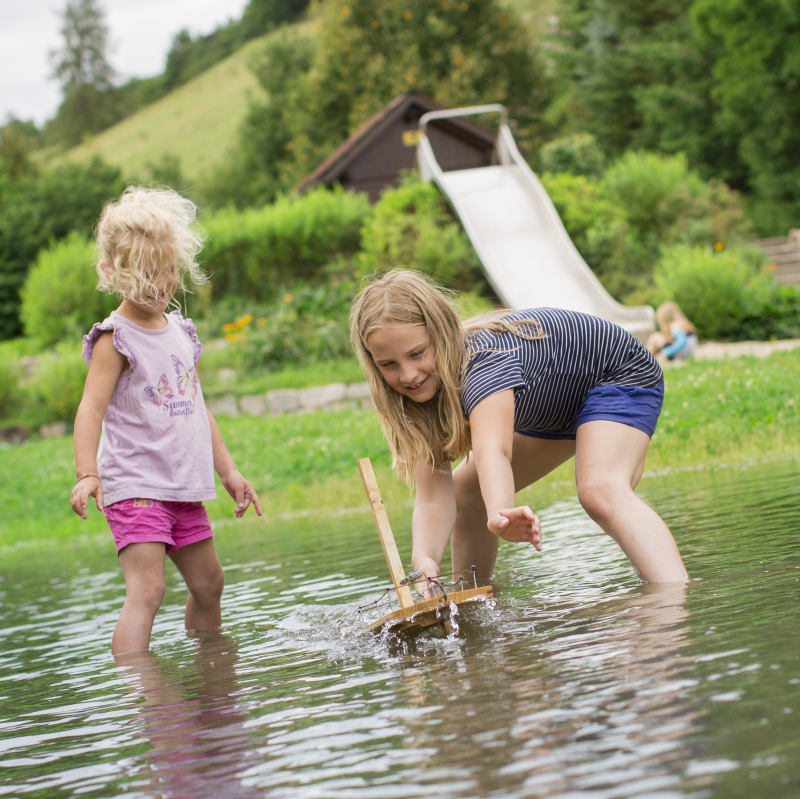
[103,498,214,555]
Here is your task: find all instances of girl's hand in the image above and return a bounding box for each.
[220,470,263,518]
[411,556,441,600]
[487,506,542,551]
[70,476,104,519]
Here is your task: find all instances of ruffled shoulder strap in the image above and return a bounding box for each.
[82,316,137,369]
[169,310,203,364]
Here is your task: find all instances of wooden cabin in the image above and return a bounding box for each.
[296,93,496,202]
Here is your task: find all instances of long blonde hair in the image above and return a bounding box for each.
[656,301,696,337]
[95,186,207,306]
[350,270,545,486]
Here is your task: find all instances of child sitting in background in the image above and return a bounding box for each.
[70,186,262,656]
[647,302,698,361]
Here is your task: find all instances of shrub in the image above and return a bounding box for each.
[212,280,355,372]
[0,349,20,420]
[540,172,646,299]
[202,187,370,301]
[27,342,88,423]
[604,152,747,259]
[356,178,483,291]
[20,232,118,347]
[651,245,772,340]
[540,133,605,178]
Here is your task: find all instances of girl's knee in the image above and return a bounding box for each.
[190,565,225,604]
[577,477,627,523]
[128,578,166,615]
[453,467,483,514]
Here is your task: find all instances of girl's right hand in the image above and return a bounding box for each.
[70,477,104,519]
[488,506,542,551]
[412,556,441,600]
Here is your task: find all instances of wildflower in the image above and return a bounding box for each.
[283,294,293,303]
[222,322,237,332]
[257,317,266,326]
[240,314,253,325]
[714,242,724,251]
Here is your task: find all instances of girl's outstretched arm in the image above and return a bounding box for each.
[411,459,456,582]
[470,389,542,550]
[71,332,126,518]
[206,408,262,518]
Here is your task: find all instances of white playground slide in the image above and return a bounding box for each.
[417,105,655,342]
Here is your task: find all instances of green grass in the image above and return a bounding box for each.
[3,350,800,551]
[53,22,313,184]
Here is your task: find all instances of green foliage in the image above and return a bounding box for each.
[215,0,548,205]
[651,244,800,342]
[26,342,88,425]
[0,349,20,419]
[0,156,124,340]
[356,178,482,290]
[652,245,761,339]
[692,0,800,232]
[550,0,743,187]
[20,232,117,347]
[202,187,370,301]
[540,133,605,177]
[604,151,746,259]
[542,152,746,300]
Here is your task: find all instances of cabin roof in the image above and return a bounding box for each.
[296,92,496,196]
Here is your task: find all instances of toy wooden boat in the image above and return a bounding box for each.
[357,458,493,635]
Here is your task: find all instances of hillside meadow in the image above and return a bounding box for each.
[2,349,798,552]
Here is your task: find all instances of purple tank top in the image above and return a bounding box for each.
[83,311,216,506]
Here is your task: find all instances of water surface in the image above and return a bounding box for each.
[1,458,798,798]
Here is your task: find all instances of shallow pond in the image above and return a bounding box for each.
[1,457,799,798]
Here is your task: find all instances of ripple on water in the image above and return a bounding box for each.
[1,458,799,797]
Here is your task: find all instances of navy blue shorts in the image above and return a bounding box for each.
[515,382,664,441]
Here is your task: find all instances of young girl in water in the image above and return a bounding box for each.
[70,186,262,656]
[350,270,687,587]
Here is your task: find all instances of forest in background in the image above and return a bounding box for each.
[2,0,800,435]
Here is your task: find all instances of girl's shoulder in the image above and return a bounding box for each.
[167,310,203,364]
[83,314,136,368]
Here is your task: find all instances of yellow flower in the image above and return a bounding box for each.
[240,314,253,325]
[257,317,266,325]
[714,241,724,251]
[222,322,237,332]
[283,294,293,303]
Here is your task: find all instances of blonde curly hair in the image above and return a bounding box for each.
[95,186,207,306]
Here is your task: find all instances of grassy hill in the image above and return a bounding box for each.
[58,22,314,185]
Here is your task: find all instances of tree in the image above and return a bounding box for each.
[551,0,746,187]
[47,0,118,146]
[693,0,800,233]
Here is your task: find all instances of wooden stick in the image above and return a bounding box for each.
[357,458,414,608]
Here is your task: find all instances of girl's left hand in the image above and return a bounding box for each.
[221,470,263,518]
[487,507,542,551]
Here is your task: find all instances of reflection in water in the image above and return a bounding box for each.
[1,458,799,797]
[116,633,259,799]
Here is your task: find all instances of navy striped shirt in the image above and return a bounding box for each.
[462,308,663,434]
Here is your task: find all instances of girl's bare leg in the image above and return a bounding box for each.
[575,420,687,582]
[169,538,225,632]
[113,543,167,656]
[451,435,576,579]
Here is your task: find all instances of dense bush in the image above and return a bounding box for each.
[540,133,605,178]
[0,155,124,340]
[202,187,370,301]
[208,280,355,372]
[356,178,483,291]
[651,244,800,341]
[0,349,20,420]
[21,233,117,347]
[26,343,88,425]
[542,152,747,301]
